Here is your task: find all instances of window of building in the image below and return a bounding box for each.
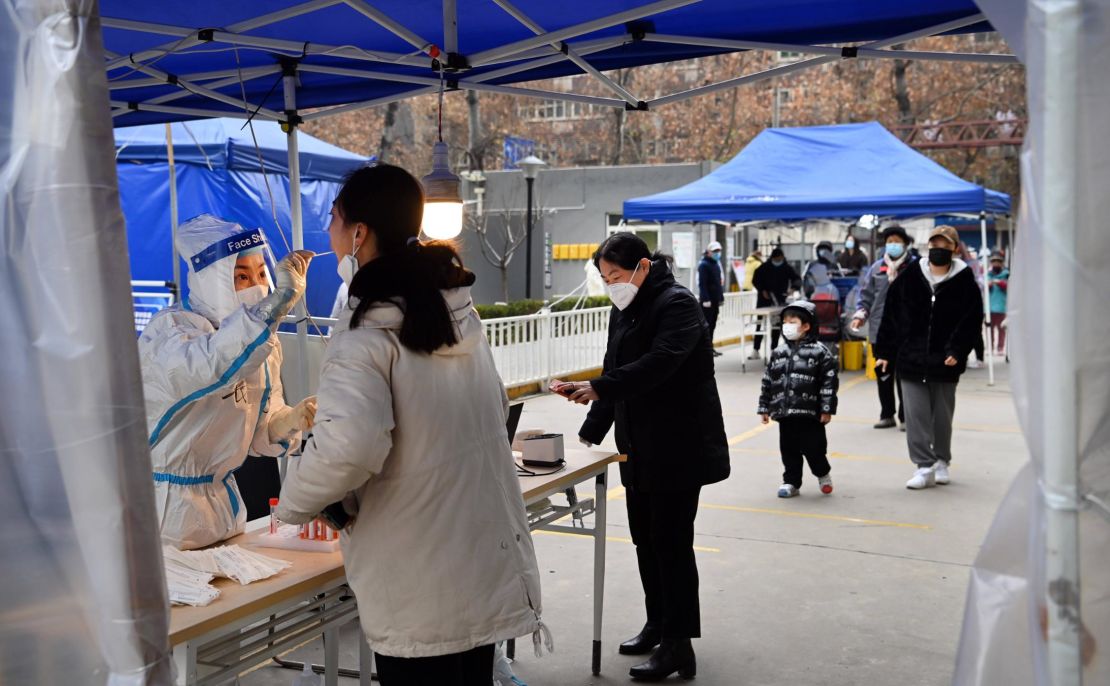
[518,98,603,122]
[645,139,674,159]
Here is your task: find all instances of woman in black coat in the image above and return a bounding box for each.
[553,232,730,681]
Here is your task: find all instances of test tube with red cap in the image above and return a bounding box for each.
[269,498,279,535]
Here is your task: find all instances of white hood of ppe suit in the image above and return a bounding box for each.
[177,214,273,324]
[277,287,549,658]
[139,215,298,550]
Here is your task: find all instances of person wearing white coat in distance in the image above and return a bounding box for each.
[276,165,547,685]
[139,214,317,550]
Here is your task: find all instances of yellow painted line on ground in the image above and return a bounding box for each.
[840,375,870,392]
[728,423,773,446]
[952,421,1022,434]
[608,486,626,500]
[826,450,905,464]
[834,415,1021,434]
[534,529,720,553]
[729,446,905,465]
[697,502,931,530]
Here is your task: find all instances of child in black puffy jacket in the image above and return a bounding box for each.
[757,301,840,498]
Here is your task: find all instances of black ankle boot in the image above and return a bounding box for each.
[619,622,662,655]
[629,639,696,681]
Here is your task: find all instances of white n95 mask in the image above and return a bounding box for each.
[337,233,361,286]
[607,262,642,311]
[782,322,803,341]
[235,284,268,308]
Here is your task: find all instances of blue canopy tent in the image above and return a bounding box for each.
[623,121,1012,386]
[116,119,367,319]
[100,2,1007,129]
[623,121,1011,221]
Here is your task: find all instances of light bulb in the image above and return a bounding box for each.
[421,141,463,240]
[422,201,463,239]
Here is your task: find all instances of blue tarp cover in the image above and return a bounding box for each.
[115,119,365,182]
[116,120,367,316]
[623,122,1012,222]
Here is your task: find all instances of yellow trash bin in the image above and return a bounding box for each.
[864,342,877,380]
[841,341,865,371]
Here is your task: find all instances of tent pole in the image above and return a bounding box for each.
[468,0,698,66]
[165,123,181,295]
[103,0,344,71]
[642,33,1018,64]
[111,100,283,122]
[284,67,308,482]
[980,210,994,386]
[1040,1,1082,682]
[647,13,988,109]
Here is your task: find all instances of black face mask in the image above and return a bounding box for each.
[928,248,954,267]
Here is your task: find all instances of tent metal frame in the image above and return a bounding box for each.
[102,3,1016,125]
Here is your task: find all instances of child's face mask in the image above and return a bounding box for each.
[782,322,804,341]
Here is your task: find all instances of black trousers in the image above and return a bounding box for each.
[876,359,905,422]
[375,644,494,686]
[753,327,781,352]
[778,418,831,488]
[972,330,985,362]
[704,302,720,341]
[753,296,781,352]
[626,486,702,639]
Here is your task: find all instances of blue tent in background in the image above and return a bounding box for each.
[115,119,368,317]
[623,122,1011,222]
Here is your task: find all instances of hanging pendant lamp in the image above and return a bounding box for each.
[421,71,463,240]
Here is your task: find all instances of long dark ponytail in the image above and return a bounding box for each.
[337,165,475,354]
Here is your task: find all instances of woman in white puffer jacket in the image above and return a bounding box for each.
[276,165,547,684]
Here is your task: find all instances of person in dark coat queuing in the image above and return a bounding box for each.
[837,233,870,274]
[875,225,984,490]
[698,241,725,357]
[751,247,801,357]
[851,225,917,429]
[758,300,839,498]
[551,232,730,682]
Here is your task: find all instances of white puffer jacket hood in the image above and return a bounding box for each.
[333,287,483,357]
[277,286,549,658]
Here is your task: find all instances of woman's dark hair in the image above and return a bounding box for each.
[592,231,672,270]
[338,164,475,354]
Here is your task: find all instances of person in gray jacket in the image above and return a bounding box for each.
[851,226,916,429]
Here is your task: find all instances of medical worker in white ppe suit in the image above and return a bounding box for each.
[139,214,317,550]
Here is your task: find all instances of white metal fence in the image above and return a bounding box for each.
[483,306,611,387]
[483,290,759,388]
[131,280,177,336]
[718,291,758,342]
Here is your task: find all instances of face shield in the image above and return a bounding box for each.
[176,214,277,324]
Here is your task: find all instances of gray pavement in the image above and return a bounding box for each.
[244,348,1025,686]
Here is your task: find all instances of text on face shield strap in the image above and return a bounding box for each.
[190,229,267,272]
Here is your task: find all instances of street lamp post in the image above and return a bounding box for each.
[518,155,546,299]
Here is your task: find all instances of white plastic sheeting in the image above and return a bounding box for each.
[956,1,1110,684]
[0,1,171,684]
